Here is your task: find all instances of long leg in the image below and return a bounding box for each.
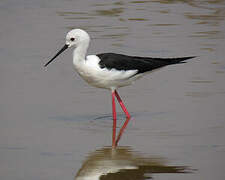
[115,116,131,146]
[111,91,117,148]
[114,90,131,146]
[115,90,131,118]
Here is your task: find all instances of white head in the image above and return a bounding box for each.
[66,29,90,48]
[44,29,90,67]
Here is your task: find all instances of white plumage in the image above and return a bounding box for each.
[44,29,194,148]
[74,54,138,90]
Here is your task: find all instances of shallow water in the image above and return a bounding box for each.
[0,0,225,180]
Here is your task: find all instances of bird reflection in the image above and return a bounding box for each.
[74,146,191,180]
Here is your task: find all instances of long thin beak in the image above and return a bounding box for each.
[44,44,69,67]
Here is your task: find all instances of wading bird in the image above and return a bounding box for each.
[44,29,195,148]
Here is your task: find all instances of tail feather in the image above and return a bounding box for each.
[164,56,196,64]
[137,56,196,74]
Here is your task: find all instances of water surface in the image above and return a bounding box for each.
[0,0,225,180]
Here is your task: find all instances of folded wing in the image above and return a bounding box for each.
[97,53,195,74]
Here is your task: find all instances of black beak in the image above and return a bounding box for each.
[44,44,69,67]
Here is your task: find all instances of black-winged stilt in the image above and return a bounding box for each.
[44,29,195,148]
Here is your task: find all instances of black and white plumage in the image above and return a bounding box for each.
[45,29,194,91]
[44,29,195,147]
[98,53,194,74]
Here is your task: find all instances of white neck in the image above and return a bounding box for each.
[73,40,89,65]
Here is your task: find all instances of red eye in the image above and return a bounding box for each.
[70,38,75,41]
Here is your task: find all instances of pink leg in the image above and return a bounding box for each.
[115,90,131,118]
[111,91,117,148]
[114,90,132,146]
[115,116,131,146]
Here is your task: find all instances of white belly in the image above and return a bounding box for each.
[73,55,139,90]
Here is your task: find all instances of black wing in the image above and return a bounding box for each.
[97,53,195,74]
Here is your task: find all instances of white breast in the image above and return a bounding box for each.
[73,55,139,90]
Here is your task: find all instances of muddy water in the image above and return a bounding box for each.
[0,0,225,180]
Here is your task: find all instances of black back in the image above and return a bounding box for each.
[97,53,195,74]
